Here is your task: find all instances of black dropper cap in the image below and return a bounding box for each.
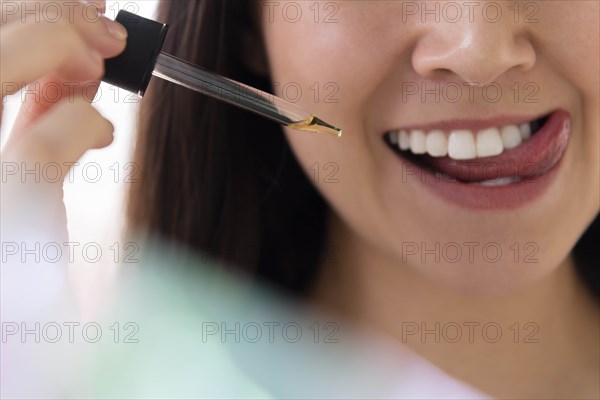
[102,10,169,96]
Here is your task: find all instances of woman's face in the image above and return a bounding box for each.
[259,1,600,292]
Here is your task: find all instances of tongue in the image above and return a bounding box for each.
[419,155,546,183]
[416,112,570,183]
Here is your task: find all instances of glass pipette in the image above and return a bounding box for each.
[102,10,342,138]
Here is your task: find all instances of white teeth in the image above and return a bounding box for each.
[500,125,522,149]
[399,130,411,150]
[476,127,503,158]
[389,130,399,145]
[474,176,521,187]
[426,130,448,157]
[519,123,531,140]
[389,120,537,160]
[410,129,427,154]
[448,130,477,160]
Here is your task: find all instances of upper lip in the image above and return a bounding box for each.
[382,113,549,133]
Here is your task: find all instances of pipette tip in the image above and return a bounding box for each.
[288,115,343,138]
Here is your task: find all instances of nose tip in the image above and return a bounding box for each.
[412,26,536,86]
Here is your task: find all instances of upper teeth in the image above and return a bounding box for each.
[389,123,532,160]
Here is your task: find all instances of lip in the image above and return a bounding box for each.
[385,110,571,209]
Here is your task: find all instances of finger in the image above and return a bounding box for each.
[1,18,103,97]
[8,96,114,175]
[1,1,125,59]
[82,0,106,14]
[10,75,101,133]
[65,2,128,58]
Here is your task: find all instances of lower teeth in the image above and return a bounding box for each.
[472,177,522,187]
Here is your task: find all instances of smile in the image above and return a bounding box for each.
[383,110,571,209]
[386,116,547,160]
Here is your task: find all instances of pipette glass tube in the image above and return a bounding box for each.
[152,53,342,138]
[102,10,342,138]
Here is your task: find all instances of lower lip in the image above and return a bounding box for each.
[387,111,571,210]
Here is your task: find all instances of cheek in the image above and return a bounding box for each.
[556,6,600,211]
[260,6,402,217]
[539,4,600,123]
[260,5,400,123]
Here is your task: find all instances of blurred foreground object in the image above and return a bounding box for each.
[1,237,485,399]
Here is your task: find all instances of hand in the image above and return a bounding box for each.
[1,0,127,245]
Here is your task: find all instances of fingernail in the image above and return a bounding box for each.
[103,17,128,40]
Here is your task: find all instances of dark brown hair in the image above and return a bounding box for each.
[128,0,599,298]
[128,0,327,294]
